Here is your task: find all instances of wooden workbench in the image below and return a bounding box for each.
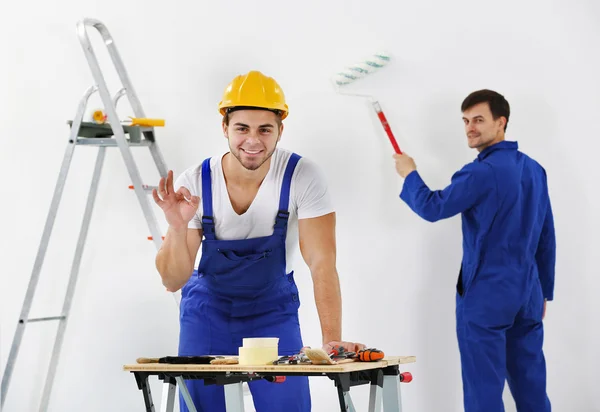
[124,356,416,412]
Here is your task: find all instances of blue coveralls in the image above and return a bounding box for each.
[178,153,311,412]
[399,141,555,412]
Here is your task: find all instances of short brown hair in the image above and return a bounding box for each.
[461,89,510,131]
[222,107,283,128]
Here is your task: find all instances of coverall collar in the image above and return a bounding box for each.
[477,140,518,161]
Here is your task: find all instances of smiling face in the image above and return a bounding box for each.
[222,109,283,171]
[462,102,506,152]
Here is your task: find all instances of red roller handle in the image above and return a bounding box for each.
[373,101,402,154]
[400,372,413,383]
[265,376,286,383]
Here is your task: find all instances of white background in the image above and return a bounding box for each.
[1,0,598,411]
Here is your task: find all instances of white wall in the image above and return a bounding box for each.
[1,0,598,411]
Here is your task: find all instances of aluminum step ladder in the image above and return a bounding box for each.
[1,18,177,411]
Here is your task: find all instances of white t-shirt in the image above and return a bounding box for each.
[174,148,335,273]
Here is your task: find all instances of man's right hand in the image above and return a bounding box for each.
[152,170,200,229]
[323,341,366,354]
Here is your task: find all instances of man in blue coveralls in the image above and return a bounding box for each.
[392,89,555,412]
[153,70,364,412]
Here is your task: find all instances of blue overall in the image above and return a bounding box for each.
[399,141,555,412]
[178,153,311,412]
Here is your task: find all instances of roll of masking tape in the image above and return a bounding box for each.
[242,337,279,348]
[238,347,278,365]
[238,337,280,365]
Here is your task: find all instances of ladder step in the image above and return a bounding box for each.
[22,316,66,324]
[74,138,152,147]
[67,120,155,143]
[129,184,157,191]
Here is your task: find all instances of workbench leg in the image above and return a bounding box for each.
[160,377,177,412]
[368,370,383,412]
[343,392,358,412]
[382,375,403,412]
[133,373,156,412]
[224,382,246,412]
[334,374,356,412]
[175,377,198,412]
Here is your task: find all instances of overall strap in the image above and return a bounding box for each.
[200,158,216,240]
[274,153,302,235]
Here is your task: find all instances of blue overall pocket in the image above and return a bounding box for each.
[216,248,271,262]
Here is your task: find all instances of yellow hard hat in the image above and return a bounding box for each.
[218,71,289,120]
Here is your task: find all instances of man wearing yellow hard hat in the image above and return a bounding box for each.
[153,70,364,411]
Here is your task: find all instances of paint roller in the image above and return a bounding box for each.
[332,52,402,154]
[90,109,165,127]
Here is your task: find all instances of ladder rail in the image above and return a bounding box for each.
[77,18,169,178]
[75,19,165,251]
[111,86,169,179]
[77,19,147,120]
[38,146,106,412]
[2,19,180,412]
[0,85,98,408]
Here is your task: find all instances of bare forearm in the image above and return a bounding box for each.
[155,226,194,291]
[312,267,342,345]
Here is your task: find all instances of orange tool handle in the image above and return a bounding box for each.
[358,348,385,362]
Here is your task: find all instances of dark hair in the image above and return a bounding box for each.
[222,106,283,127]
[461,89,510,131]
